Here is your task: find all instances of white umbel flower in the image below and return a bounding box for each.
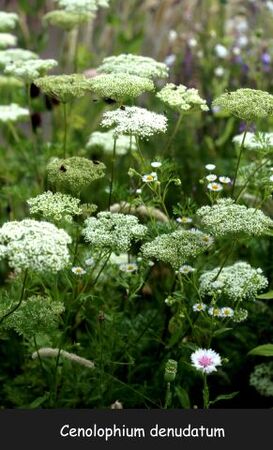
[86,129,137,156]
[0,32,17,49]
[55,0,109,13]
[0,103,29,122]
[4,58,58,82]
[101,106,167,139]
[0,12,19,31]
[191,348,222,374]
[0,48,38,66]
[0,219,71,273]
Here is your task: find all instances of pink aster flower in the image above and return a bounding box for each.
[191,348,221,374]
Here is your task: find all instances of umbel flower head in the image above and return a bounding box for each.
[1,295,64,338]
[47,156,105,195]
[82,212,147,253]
[86,130,137,155]
[0,48,38,67]
[233,131,273,153]
[55,0,109,13]
[34,74,91,103]
[212,88,273,122]
[0,219,71,272]
[141,228,213,269]
[0,12,19,31]
[0,103,29,122]
[88,73,154,101]
[191,348,221,374]
[4,58,58,83]
[101,106,168,139]
[43,10,94,31]
[199,261,268,302]
[196,198,273,237]
[250,362,273,397]
[0,32,17,49]
[156,83,209,113]
[27,191,83,222]
[97,53,169,80]
[0,75,23,89]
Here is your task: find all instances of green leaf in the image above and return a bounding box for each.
[175,386,191,409]
[256,291,273,300]
[209,391,239,406]
[248,344,273,357]
[29,393,49,409]
[213,327,233,336]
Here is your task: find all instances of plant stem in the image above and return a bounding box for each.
[235,157,271,202]
[164,112,183,155]
[231,126,248,196]
[63,102,68,158]
[164,382,172,409]
[0,270,28,326]
[213,241,236,281]
[108,137,117,209]
[203,375,209,408]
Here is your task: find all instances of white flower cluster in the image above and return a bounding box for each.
[89,73,154,101]
[0,219,71,272]
[101,106,168,139]
[55,0,109,13]
[0,12,19,31]
[0,48,38,66]
[233,131,273,152]
[141,228,213,269]
[97,53,169,80]
[156,83,209,113]
[0,32,17,49]
[250,363,273,397]
[86,130,137,155]
[199,262,268,302]
[0,103,29,122]
[27,191,83,222]
[197,198,273,237]
[4,58,58,82]
[82,212,147,253]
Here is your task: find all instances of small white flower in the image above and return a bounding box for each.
[148,260,155,267]
[219,176,231,184]
[188,37,197,48]
[142,173,158,183]
[72,266,86,275]
[220,307,234,318]
[119,263,138,273]
[178,264,196,274]
[136,188,142,194]
[176,216,193,224]
[193,303,207,312]
[270,175,273,182]
[237,35,248,48]
[151,161,162,168]
[168,30,177,42]
[164,54,176,66]
[232,46,241,56]
[191,348,222,374]
[215,44,229,58]
[208,306,222,317]
[214,66,225,77]
[85,257,95,266]
[206,174,217,182]
[207,182,223,192]
[205,164,216,171]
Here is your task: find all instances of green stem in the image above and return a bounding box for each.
[108,137,117,209]
[63,102,68,158]
[203,375,209,409]
[213,241,236,281]
[0,270,28,326]
[164,113,183,155]
[236,157,271,202]
[164,382,172,409]
[231,127,248,196]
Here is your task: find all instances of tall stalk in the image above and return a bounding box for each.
[63,102,68,158]
[0,270,28,325]
[108,137,117,209]
[231,126,248,196]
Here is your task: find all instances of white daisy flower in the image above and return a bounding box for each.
[193,302,207,312]
[220,307,234,318]
[72,266,86,275]
[142,172,158,183]
[136,188,142,194]
[205,164,216,171]
[206,174,217,182]
[219,176,231,184]
[151,161,162,168]
[208,306,222,317]
[119,263,138,273]
[176,216,193,224]
[207,182,223,192]
[178,264,196,274]
[191,348,222,374]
